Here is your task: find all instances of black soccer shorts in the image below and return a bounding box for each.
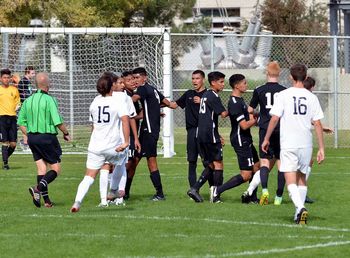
[0,116,17,142]
[186,127,199,162]
[198,142,223,167]
[259,128,280,160]
[233,142,259,171]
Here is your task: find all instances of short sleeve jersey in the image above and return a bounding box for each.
[197,89,225,144]
[0,85,20,116]
[88,94,129,152]
[176,89,207,129]
[135,82,165,136]
[270,87,324,149]
[228,96,253,146]
[249,82,286,130]
[18,77,33,103]
[17,89,63,134]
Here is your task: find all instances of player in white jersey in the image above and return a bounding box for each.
[70,74,130,212]
[105,73,140,206]
[262,64,325,224]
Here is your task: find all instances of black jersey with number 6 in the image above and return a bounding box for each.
[135,82,164,137]
[249,82,286,130]
[197,89,225,144]
[228,96,252,147]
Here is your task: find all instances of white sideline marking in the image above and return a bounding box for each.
[21,214,350,233]
[209,241,350,257]
[0,232,125,239]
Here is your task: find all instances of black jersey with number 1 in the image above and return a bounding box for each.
[196,89,225,144]
[249,82,286,130]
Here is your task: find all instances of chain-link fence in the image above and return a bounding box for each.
[171,33,350,148]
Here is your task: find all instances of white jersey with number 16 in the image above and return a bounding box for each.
[270,87,324,149]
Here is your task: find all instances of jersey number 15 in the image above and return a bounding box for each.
[97,106,110,123]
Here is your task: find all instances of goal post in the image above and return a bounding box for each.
[0,27,174,157]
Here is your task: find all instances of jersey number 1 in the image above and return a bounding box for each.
[97,106,110,123]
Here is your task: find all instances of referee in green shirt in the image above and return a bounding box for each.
[18,73,71,208]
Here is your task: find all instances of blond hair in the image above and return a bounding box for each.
[266,61,280,77]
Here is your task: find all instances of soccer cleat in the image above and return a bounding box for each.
[259,191,269,205]
[97,202,109,208]
[114,197,126,206]
[70,201,81,213]
[241,191,251,204]
[187,188,203,203]
[295,207,308,225]
[3,164,10,170]
[28,187,41,208]
[123,194,130,200]
[151,194,166,201]
[107,190,118,201]
[274,196,283,206]
[44,202,54,208]
[305,196,314,204]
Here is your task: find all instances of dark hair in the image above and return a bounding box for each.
[290,64,307,82]
[102,71,119,83]
[24,66,35,74]
[207,71,225,85]
[122,71,133,77]
[1,68,11,77]
[229,74,245,88]
[132,67,147,76]
[192,70,205,78]
[96,75,113,96]
[304,76,315,90]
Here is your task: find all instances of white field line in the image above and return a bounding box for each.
[14,214,350,233]
[0,232,125,239]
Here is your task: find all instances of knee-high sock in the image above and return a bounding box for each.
[118,165,127,191]
[99,169,109,204]
[287,184,304,212]
[217,174,244,195]
[75,175,94,203]
[7,146,15,157]
[213,170,223,187]
[150,170,163,196]
[276,171,285,197]
[110,159,127,190]
[247,170,260,195]
[260,166,270,190]
[298,185,308,205]
[37,170,57,192]
[188,161,197,187]
[192,166,212,190]
[2,145,8,163]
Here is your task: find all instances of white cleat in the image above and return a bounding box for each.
[70,201,81,213]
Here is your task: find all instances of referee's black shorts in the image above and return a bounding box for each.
[27,133,62,164]
[186,127,199,162]
[0,115,17,142]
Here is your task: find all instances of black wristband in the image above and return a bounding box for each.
[64,132,69,136]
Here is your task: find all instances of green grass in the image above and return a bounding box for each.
[0,146,349,257]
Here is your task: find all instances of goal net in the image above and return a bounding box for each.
[0,27,174,157]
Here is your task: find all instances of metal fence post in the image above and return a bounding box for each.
[332,36,338,148]
[210,33,214,71]
[69,33,74,139]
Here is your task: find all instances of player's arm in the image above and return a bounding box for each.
[57,123,71,142]
[116,115,130,152]
[238,114,257,130]
[313,119,325,164]
[130,118,141,153]
[132,94,141,102]
[220,110,228,118]
[161,98,176,109]
[261,115,280,153]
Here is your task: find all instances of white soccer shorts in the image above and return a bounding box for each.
[279,147,312,174]
[86,147,128,170]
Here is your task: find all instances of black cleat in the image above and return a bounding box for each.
[3,164,9,170]
[151,194,166,201]
[295,208,308,225]
[305,196,314,204]
[29,187,41,208]
[187,188,203,202]
[241,191,252,204]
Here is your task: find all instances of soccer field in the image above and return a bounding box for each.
[0,146,349,258]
